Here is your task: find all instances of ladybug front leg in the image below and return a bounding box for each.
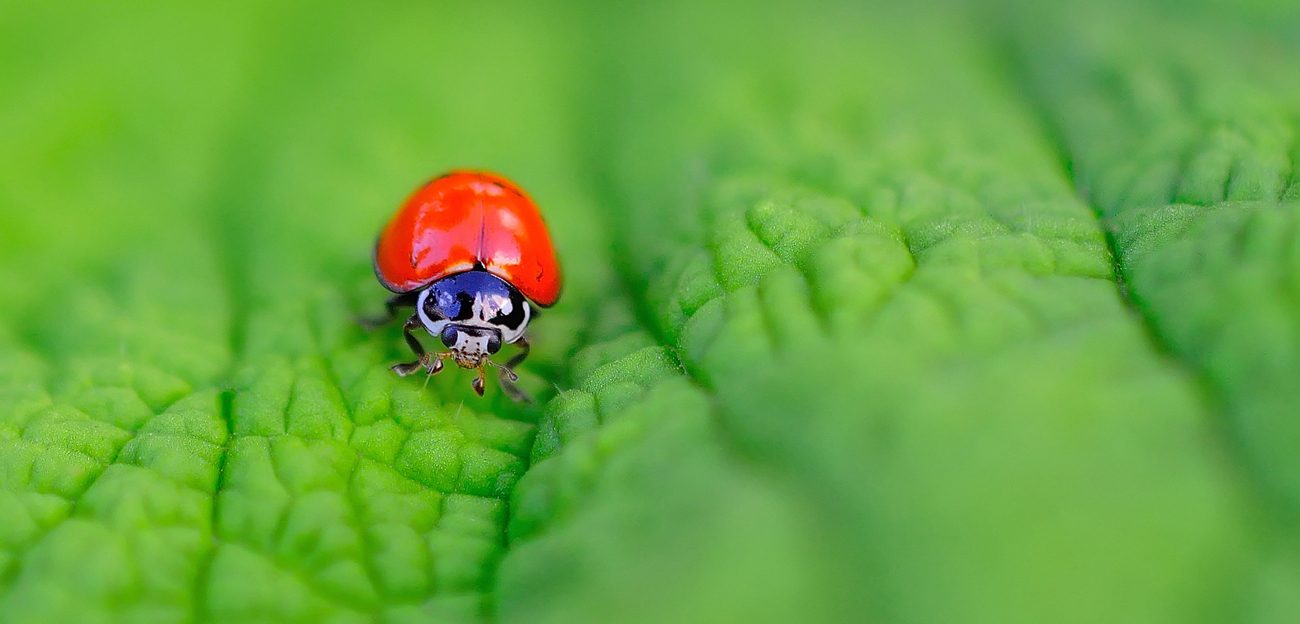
[503,334,531,370]
[497,335,531,403]
[391,315,446,377]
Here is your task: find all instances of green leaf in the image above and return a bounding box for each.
[1,1,1297,623]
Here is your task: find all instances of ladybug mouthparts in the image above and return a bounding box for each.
[451,348,487,369]
[438,323,501,370]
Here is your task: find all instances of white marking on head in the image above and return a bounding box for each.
[415,284,532,364]
[416,288,445,336]
[451,331,491,368]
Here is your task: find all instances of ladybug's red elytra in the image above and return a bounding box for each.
[367,170,562,401]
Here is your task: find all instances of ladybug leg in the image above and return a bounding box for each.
[395,353,447,377]
[496,335,532,403]
[392,315,446,377]
[400,315,425,357]
[360,292,418,330]
[495,372,530,403]
[503,334,531,370]
[483,359,526,402]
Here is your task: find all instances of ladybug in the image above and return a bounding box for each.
[367,170,561,401]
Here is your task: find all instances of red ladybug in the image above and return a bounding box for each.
[368,170,561,401]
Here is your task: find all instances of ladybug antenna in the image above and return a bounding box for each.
[484,359,519,383]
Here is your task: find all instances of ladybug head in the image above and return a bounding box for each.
[438,323,502,369]
[415,269,531,376]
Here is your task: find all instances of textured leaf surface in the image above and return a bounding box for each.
[1,1,1297,623]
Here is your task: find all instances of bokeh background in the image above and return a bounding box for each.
[1,0,1299,622]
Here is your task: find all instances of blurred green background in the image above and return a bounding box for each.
[2,0,1299,622]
